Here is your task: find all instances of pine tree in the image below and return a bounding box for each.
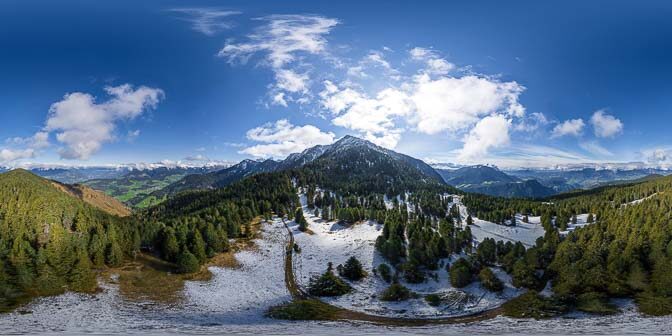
[177,249,200,274]
[189,230,207,263]
[337,256,367,281]
[295,208,308,232]
[68,247,96,292]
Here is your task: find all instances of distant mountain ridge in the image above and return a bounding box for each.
[507,167,672,192]
[437,165,555,198]
[159,135,444,196]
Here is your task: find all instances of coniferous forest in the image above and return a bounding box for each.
[3,152,672,318]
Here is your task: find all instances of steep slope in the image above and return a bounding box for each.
[546,174,672,315]
[51,182,131,217]
[300,135,444,194]
[275,144,329,170]
[0,169,138,309]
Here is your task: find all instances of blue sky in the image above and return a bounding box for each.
[1,0,672,168]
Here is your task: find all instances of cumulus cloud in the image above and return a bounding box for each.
[590,110,623,138]
[458,115,511,161]
[6,131,50,149]
[169,8,241,36]
[219,15,339,105]
[319,72,525,152]
[240,119,335,158]
[45,84,163,160]
[551,118,585,138]
[0,148,35,164]
[410,74,524,134]
[221,24,526,160]
[363,131,402,149]
[320,81,412,148]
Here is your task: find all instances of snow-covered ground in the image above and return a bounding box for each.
[291,194,521,318]
[449,195,546,247]
[180,218,291,321]
[558,213,595,235]
[1,215,671,335]
[0,219,294,334]
[624,192,661,206]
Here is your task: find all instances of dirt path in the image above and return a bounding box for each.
[280,219,504,326]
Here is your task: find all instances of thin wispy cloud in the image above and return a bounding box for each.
[169,8,241,36]
[219,14,339,106]
[580,141,614,157]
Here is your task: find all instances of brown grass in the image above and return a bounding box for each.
[103,217,266,304]
[51,182,131,217]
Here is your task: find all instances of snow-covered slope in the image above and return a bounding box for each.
[290,193,522,318]
[183,218,291,320]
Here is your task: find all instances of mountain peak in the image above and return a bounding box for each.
[329,135,385,155]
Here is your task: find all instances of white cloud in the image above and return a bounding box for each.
[514,112,548,132]
[365,51,394,71]
[319,71,525,154]
[323,83,410,130]
[409,47,455,75]
[241,119,335,158]
[319,81,412,148]
[458,115,511,161]
[31,131,50,149]
[580,141,613,156]
[346,65,366,78]
[272,92,288,107]
[642,148,672,165]
[363,131,402,149]
[127,129,141,142]
[184,154,209,161]
[223,24,526,159]
[45,84,163,160]
[590,110,623,138]
[410,74,524,135]
[551,118,585,138]
[169,8,241,36]
[223,142,246,148]
[219,15,338,105]
[0,148,35,164]
[275,69,309,93]
[6,131,50,149]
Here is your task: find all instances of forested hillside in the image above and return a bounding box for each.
[137,172,299,273]
[0,170,139,310]
[547,175,672,315]
[458,174,672,315]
